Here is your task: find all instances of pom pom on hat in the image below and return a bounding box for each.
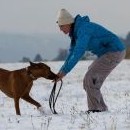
[57,9,74,25]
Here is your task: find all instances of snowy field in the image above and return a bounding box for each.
[0,60,130,130]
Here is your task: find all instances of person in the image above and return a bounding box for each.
[56,8,126,113]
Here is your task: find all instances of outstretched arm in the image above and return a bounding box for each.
[57,30,90,80]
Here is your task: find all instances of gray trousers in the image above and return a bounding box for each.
[83,51,126,111]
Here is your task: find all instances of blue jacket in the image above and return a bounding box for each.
[59,15,125,75]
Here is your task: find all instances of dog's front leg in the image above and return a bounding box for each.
[22,94,41,108]
[14,97,21,115]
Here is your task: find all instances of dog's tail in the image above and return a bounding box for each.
[49,79,63,114]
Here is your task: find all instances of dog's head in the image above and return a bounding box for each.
[27,61,58,80]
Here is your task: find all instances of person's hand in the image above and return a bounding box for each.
[54,72,66,82]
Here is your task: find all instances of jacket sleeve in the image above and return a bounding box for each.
[59,29,90,75]
[59,44,74,72]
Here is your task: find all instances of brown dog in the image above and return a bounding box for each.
[0,61,57,115]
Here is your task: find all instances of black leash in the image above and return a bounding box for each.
[49,80,63,114]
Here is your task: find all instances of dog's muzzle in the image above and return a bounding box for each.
[47,72,58,80]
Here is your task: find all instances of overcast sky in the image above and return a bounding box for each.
[0,0,130,36]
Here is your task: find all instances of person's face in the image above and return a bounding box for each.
[59,24,71,34]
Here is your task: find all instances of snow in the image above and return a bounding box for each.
[0,60,130,130]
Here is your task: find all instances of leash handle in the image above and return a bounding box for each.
[49,80,63,114]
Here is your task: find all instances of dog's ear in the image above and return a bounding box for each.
[29,61,35,66]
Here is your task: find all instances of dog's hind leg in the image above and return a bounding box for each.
[22,93,41,108]
[14,97,21,115]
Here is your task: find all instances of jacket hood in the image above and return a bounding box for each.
[69,15,90,38]
[75,14,90,24]
[73,14,90,33]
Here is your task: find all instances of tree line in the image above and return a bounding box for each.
[20,54,45,62]
[121,32,130,59]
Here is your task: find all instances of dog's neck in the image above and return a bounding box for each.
[25,67,37,80]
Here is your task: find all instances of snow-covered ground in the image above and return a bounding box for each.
[0,60,130,130]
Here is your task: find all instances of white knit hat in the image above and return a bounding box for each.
[57,9,74,25]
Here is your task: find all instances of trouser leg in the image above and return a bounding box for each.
[83,69,108,111]
[83,51,126,111]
